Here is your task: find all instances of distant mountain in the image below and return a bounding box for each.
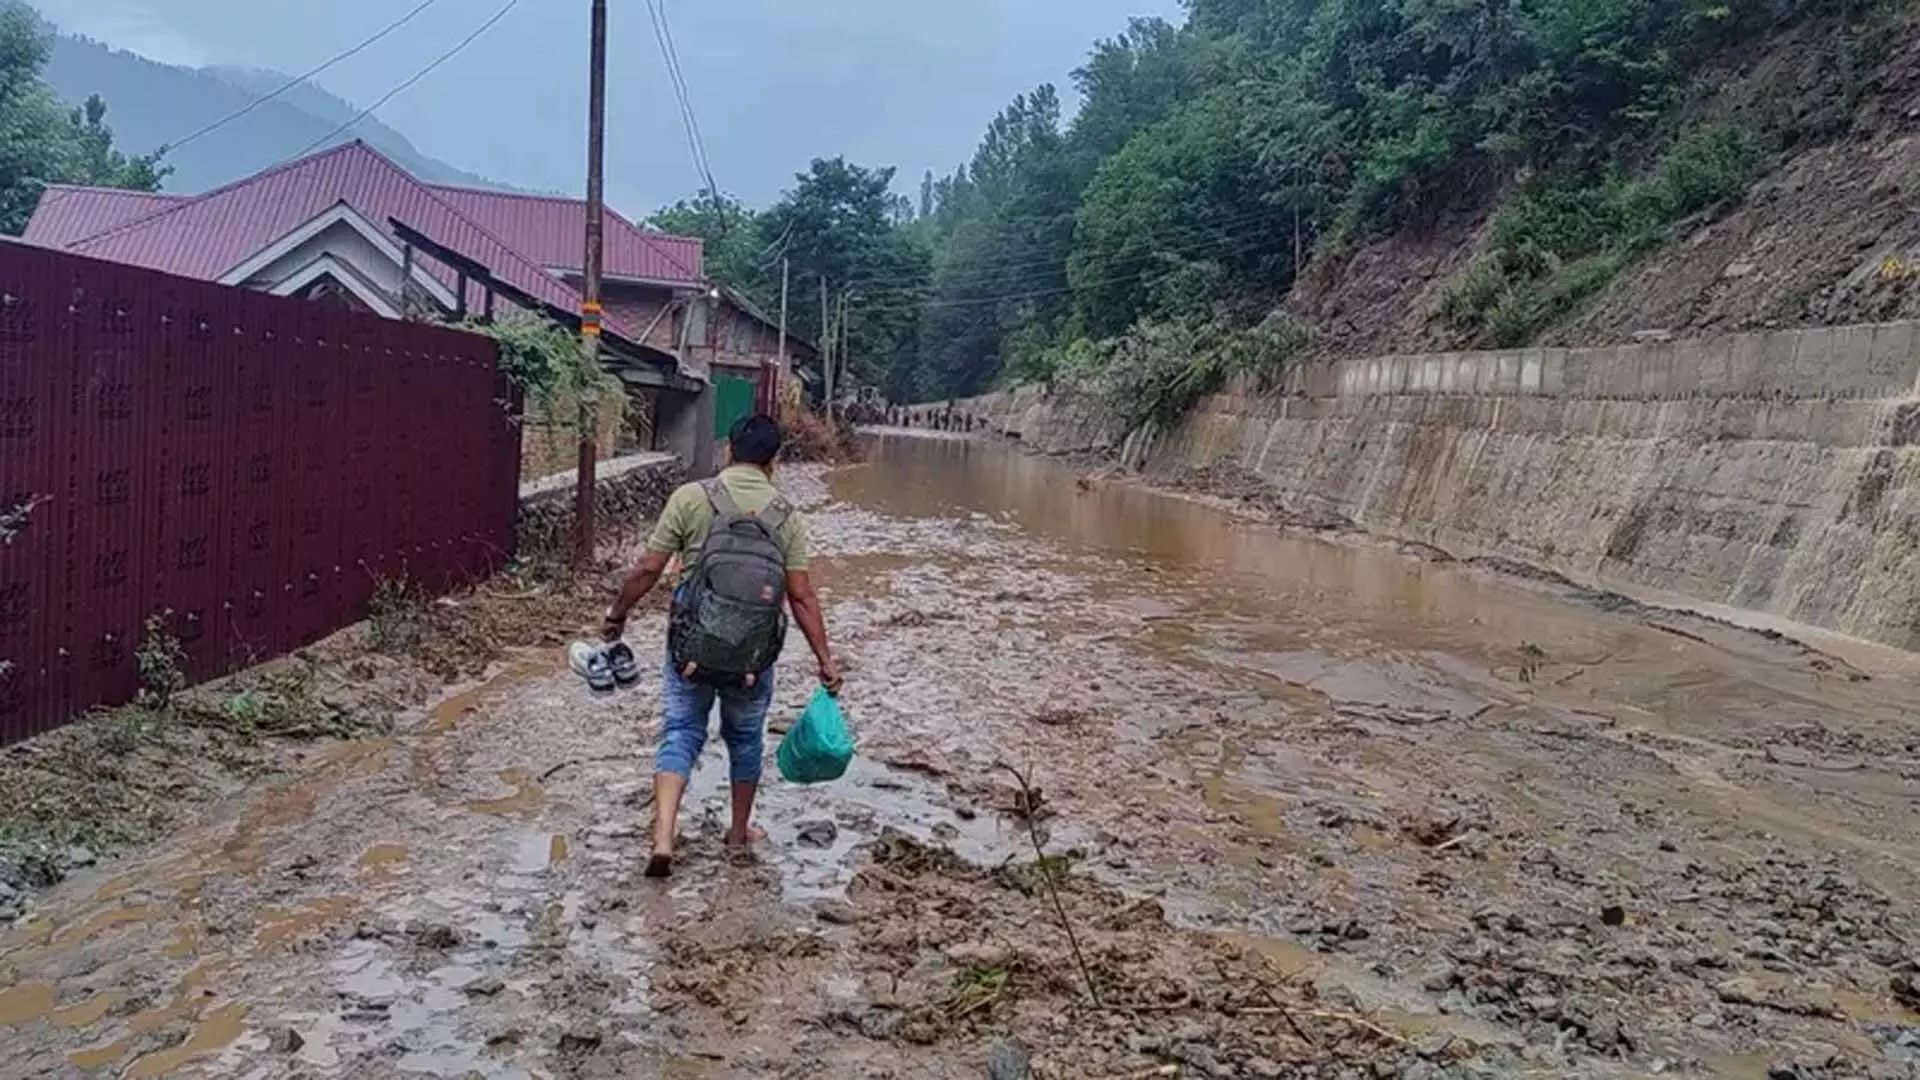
[38,32,512,195]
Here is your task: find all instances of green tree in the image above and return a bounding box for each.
[68,93,168,190]
[646,191,767,298]
[915,86,1081,397]
[759,158,931,393]
[0,4,165,234]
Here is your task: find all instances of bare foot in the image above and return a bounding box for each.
[724,825,767,848]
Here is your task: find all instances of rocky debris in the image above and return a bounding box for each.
[558,1023,603,1054]
[465,977,506,998]
[1713,977,1837,1019]
[408,923,463,950]
[1027,706,1089,728]
[986,1039,1031,1080]
[656,830,1462,1075]
[815,901,860,926]
[1895,975,1920,1011]
[270,1027,305,1054]
[1399,809,1469,848]
[796,820,840,849]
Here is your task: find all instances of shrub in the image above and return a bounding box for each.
[1442,120,1768,344]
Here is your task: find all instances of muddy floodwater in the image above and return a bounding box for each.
[5,433,1920,1079]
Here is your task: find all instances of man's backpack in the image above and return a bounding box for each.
[668,480,790,686]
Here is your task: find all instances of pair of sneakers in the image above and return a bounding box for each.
[569,640,641,693]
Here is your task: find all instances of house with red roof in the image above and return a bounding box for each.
[21,141,811,475]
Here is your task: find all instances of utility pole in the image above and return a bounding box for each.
[573,0,608,571]
[775,257,789,415]
[818,277,830,416]
[835,290,855,422]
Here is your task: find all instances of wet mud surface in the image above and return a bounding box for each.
[5,435,1920,1078]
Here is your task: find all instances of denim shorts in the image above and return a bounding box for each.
[655,655,776,783]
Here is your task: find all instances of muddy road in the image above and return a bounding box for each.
[5,433,1920,1079]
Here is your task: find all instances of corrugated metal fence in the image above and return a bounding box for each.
[0,244,521,745]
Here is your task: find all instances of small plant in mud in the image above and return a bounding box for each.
[135,612,188,710]
[997,761,1104,1007]
[1517,641,1548,684]
[191,666,392,744]
[943,963,1014,1022]
[367,575,430,654]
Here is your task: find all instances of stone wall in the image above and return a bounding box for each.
[517,451,683,560]
[518,398,630,484]
[948,323,1920,650]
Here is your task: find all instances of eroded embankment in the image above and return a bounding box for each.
[934,323,1920,652]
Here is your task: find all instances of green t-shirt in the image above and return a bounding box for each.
[646,465,810,576]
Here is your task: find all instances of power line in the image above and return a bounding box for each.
[169,0,447,157]
[643,0,718,197]
[57,0,523,253]
[294,0,522,160]
[642,0,702,191]
[848,225,1298,315]
[836,216,1301,302]
[34,0,447,217]
[657,0,717,196]
[849,201,1304,290]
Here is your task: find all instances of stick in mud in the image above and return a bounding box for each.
[996,759,1104,1008]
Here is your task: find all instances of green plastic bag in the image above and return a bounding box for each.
[777,687,854,784]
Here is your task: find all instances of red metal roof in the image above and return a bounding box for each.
[30,143,643,346]
[22,186,189,249]
[424,185,703,284]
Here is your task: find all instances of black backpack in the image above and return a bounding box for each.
[668,480,791,686]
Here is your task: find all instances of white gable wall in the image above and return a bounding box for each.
[237,219,405,301]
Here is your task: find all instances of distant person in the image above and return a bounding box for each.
[600,413,841,878]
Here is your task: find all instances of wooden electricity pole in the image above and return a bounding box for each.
[573,0,608,571]
[819,277,831,415]
[776,257,789,414]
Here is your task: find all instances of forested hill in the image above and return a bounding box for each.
[39,32,507,195]
[662,0,1912,423]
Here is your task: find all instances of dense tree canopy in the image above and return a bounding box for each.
[0,4,166,234]
[667,0,1893,407]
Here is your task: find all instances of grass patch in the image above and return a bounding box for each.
[0,564,602,888]
[1441,121,1770,345]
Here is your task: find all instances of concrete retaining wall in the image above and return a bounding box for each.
[946,322,1920,650]
[517,452,684,560]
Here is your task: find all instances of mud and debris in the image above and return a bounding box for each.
[2,437,1920,1079]
[0,563,644,925]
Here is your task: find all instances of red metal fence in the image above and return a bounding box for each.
[0,244,521,745]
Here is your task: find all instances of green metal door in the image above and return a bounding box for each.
[714,374,755,442]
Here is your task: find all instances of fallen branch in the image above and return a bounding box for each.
[1298,1008,1409,1044]
[1106,887,1167,926]
[538,754,643,782]
[997,759,1103,1009]
[1221,957,1316,1048]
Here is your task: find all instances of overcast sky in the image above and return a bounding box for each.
[29,0,1185,215]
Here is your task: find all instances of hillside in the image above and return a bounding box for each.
[38,32,508,195]
[1285,5,1920,367]
[645,1,1920,415]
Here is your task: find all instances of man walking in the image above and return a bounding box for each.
[601,414,840,878]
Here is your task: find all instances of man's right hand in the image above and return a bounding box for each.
[600,611,627,643]
[818,657,843,696]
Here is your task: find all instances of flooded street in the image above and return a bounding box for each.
[5,432,1920,1079]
